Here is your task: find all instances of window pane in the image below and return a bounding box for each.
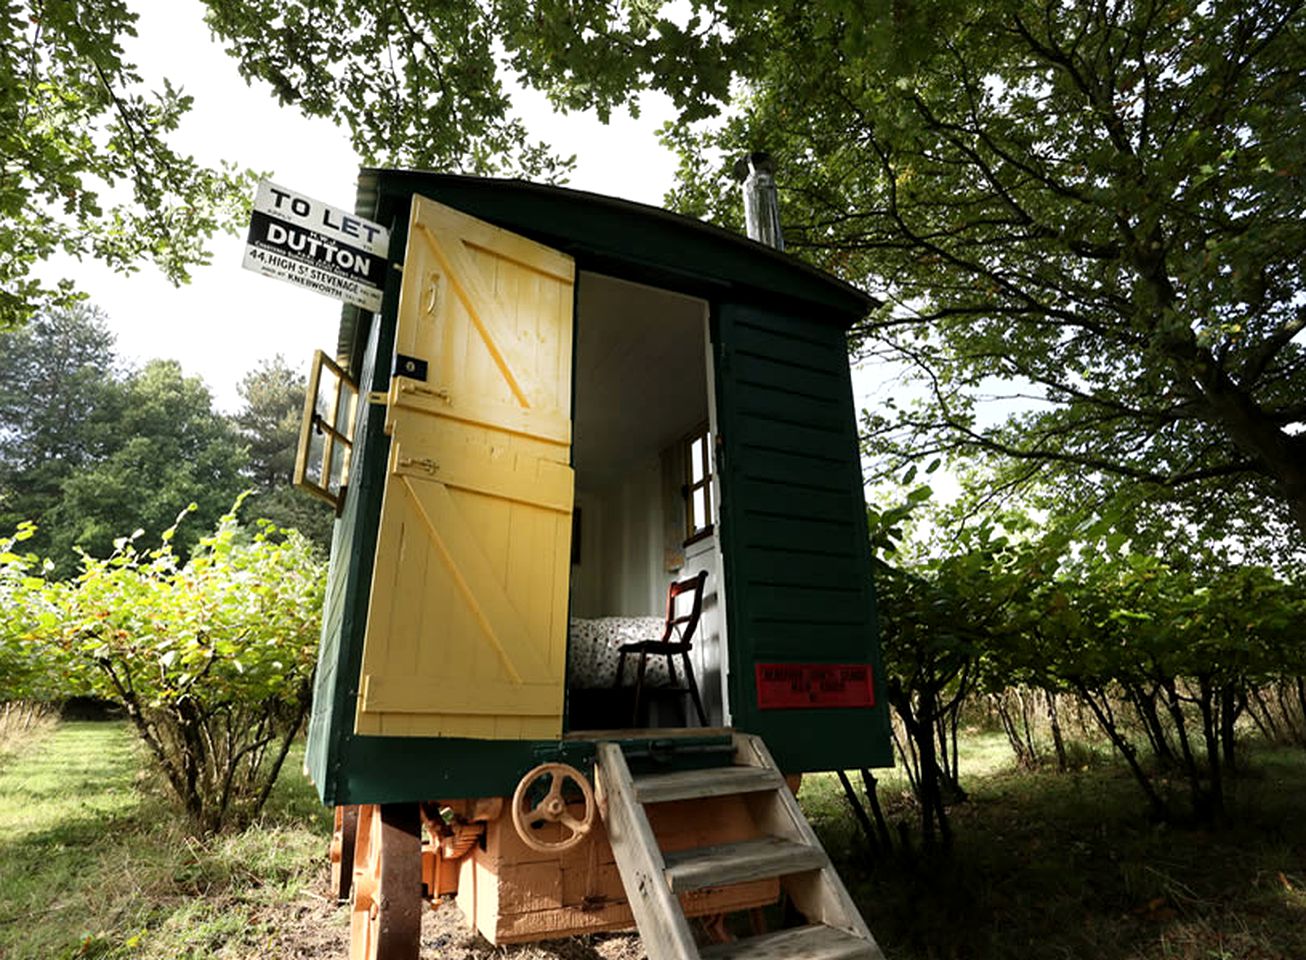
[691,487,708,530]
[306,428,325,487]
[328,439,346,497]
[334,384,355,436]
[690,437,705,484]
[315,367,338,427]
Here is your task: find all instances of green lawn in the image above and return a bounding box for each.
[2,720,1303,960]
[0,721,342,960]
[802,737,1306,960]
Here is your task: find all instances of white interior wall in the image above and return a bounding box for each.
[566,272,723,725]
[570,459,664,618]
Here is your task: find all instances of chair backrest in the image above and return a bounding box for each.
[661,570,708,646]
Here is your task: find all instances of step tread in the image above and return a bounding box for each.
[662,836,827,893]
[700,924,878,960]
[632,764,785,804]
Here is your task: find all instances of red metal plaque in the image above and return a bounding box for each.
[755,663,875,709]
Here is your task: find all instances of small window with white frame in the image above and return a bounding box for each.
[684,425,713,543]
[294,350,358,511]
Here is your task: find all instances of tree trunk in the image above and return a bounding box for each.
[1126,681,1174,765]
[1160,677,1205,816]
[837,770,879,860]
[1248,686,1281,741]
[888,682,952,852]
[1295,677,1306,743]
[860,768,894,852]
[1047,690,1068,771]
[1219,683,1240,774]
[1196,676,1225,823]
[995,692,1030,767]
[1076,680,1169,821]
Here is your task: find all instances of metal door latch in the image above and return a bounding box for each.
[401,383,451,402]
[398,457,439,474]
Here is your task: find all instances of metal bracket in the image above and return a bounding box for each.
[394,353,429,381]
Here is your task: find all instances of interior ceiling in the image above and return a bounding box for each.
[572,272,709,487]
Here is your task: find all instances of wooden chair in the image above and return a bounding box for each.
[613,570,710,726]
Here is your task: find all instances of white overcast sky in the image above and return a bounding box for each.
[63,0,682,411]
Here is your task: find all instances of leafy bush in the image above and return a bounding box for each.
[862,487,1306,841]
[32,503,326,832]
[0,523,73,707]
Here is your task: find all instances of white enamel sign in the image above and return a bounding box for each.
[242,181,390,312]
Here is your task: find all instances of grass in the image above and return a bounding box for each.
[1,720,1302,959]
[801,732,1306,960]
[0,703,58,761]
[0,721,341,960]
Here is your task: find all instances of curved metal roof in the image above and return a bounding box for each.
[337,168,876,367]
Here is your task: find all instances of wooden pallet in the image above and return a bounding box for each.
[595,733,885,960]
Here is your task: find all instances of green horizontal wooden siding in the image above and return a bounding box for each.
[714,302,892,772]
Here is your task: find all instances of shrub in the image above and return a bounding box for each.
[41,503,326,832]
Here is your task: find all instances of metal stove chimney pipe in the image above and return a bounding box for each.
[732,152,784,251]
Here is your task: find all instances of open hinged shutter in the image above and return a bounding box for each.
[356,195,576,740]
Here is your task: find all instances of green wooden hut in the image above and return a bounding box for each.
[295,169,891,960]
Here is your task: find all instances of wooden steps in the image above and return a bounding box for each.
[633,765,785,804]
[700,924,878,960]
[595,733,885,960]
[664,836,827,892]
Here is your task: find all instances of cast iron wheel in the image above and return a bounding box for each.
[330,805,360,901]
[349,804,422,960]
[510,762,595,853]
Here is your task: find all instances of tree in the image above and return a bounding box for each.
[661,0,1306,543]
[1013,542,1306,823]
[48,359,247,568]
[0,308,249,573]
[195,0,729,176]
[16,2,1302,539]
[0,304,124,558]
[232,355,333,551]
[185,0,1306,544]
[3,1,259,329]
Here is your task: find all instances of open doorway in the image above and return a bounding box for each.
[564,273,724,731]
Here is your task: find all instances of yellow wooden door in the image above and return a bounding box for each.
[356,195,575,739]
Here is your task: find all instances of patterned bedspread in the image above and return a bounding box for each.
[567,616,670,689]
